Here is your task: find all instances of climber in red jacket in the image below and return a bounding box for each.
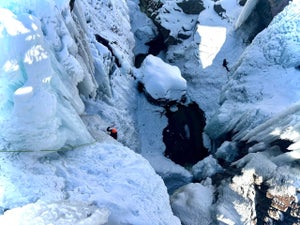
[107,126,118,140]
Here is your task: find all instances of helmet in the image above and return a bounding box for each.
[111,128,117,134]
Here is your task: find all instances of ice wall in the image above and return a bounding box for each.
[0,1,98,151]
[205,0,300,150]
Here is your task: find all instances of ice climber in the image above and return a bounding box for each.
[107,126,118,139]
[222,58,230,72]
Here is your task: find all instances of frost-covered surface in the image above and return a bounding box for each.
[170,182,214,225]
[192,155,224,180]
[135,54,187,101]
[0,200,110,225]
[0,143,181,225]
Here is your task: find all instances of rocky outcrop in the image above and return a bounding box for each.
[177,0,205,15]
[139,0,202,48]
[217,167,300,224]
[139,0,163,19]
[213,3,226,19]
[238,0,247,6]
[269,0,291,17]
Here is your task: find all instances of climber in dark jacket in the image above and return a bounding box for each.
[107,126,117,140]
[222,58,230,72]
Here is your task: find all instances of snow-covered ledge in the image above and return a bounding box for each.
[135,54,187,103]
[0,142,181,225]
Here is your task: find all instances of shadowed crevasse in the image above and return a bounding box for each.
[163,102,208,166]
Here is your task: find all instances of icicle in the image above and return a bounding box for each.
[235,0,259,29]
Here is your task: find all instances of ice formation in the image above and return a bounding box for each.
[0,1,97,151]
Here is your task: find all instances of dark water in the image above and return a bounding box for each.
[163,102,208,166]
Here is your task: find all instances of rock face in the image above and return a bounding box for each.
[238,0,247,6]
[217,167,300,224]
[139,0,163,19]
[177,0,205,15]
[269,0,289,15]
[213,3,226,18]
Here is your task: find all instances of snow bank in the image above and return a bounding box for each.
[136,54,187,101]
[192,155,224,180]
[145,153,193,194]
[171,182,214,225]
[0,142,181,225]
[0,200,110,225]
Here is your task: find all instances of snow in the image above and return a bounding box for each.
[197,24,227,69]
[135,54,187,101]
[0,200,110,225]
[165,0,246,118]
[0,142,181,225]
[192,155,224,180]
[170,182,214,225]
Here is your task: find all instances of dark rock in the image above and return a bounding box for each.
[177,0,205,15]
[178,32,191,40]
[213,3,226,18]
[139,0,163,18]
[238,0,247,6]
[69,0,75,11]
[269,0,291,17]
[145,34,167,55]
[135,54,147,68]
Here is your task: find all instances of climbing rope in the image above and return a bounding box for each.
[0,141,98,153]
